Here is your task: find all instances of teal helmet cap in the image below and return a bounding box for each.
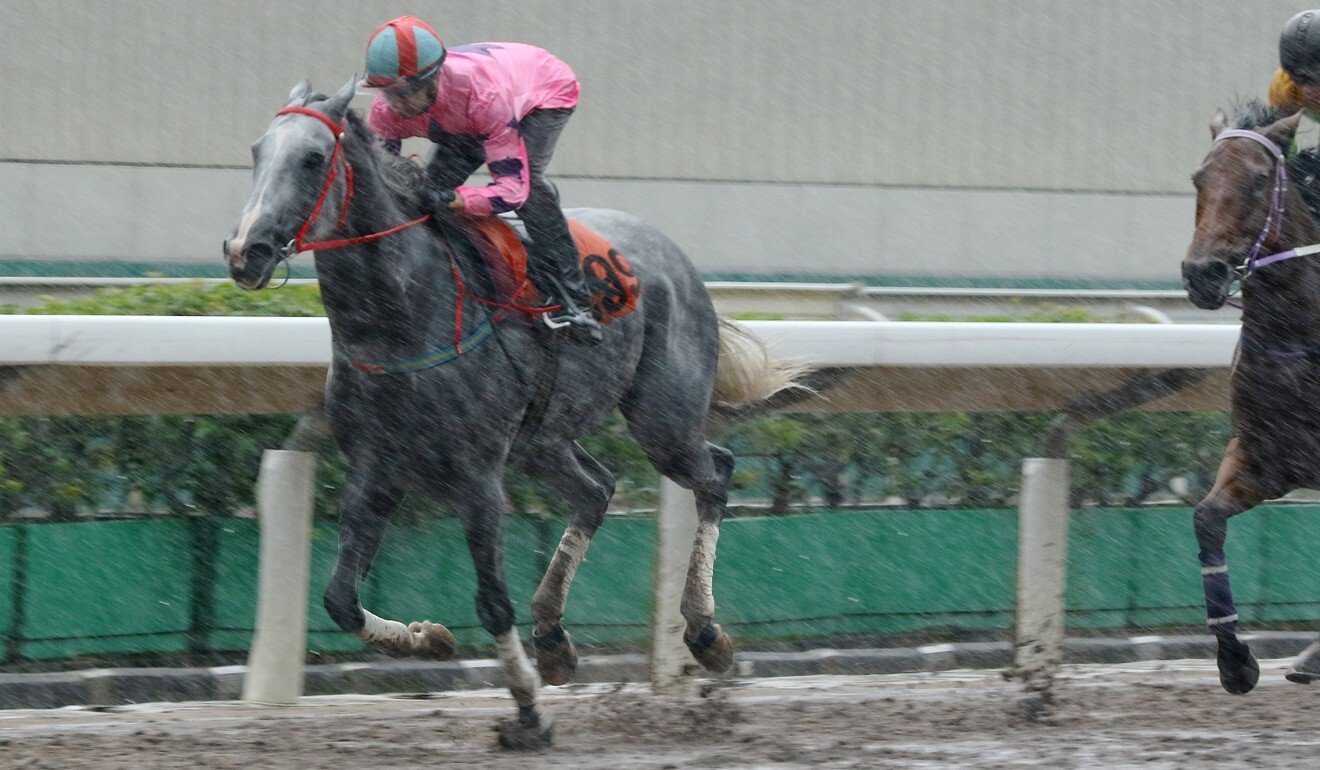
[364,16,445,88]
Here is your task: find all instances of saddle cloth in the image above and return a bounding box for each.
[459,215,640,324]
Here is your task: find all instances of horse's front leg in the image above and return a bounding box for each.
[1195,437,1266,694]
[456,483,552,749]
[324,472,456,660]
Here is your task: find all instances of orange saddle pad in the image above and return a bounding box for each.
[461,216,640,324]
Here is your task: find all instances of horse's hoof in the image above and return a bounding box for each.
[1286,669,1317,684]
[1216,637,1260,695]
[495,706,553,751]
[407,620,457,661]
[532,624,578,686]
[684,622,735,674]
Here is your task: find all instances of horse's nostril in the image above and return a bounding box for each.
[1204,260,1230,284]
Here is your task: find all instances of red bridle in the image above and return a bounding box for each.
[273,106,430,256]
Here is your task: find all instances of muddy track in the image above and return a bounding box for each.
[0,660,1316,769]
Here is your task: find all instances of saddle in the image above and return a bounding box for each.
[457,215,640,324]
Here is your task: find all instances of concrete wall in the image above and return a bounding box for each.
[0,1,1300,283]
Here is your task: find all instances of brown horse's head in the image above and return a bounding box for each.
[1183,109,1301,309]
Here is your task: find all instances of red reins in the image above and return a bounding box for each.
[274,106,430,255]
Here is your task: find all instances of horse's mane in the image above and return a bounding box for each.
[295,91,428,217]
[344,110,428,217]
[1230,98,1320,218]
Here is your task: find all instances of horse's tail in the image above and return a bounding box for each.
[712,317,814,408]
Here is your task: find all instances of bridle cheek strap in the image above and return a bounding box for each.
[273,106,428,255]
[1212,129,1290,276]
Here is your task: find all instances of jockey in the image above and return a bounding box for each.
[361,16,602,342]
[1271,10,1320,126]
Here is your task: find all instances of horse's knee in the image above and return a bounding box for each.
[655,444,731,500]
[324,584,365,632]
[476,589,516,637]
[1193,504,1229,551]
[709,444,735,480]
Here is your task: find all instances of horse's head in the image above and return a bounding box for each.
[224,79,357,289]
[1182,109,1302,309]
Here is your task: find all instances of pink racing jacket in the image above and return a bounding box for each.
[367,42,580,217]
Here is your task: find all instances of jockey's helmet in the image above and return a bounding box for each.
[363,16,446,89]
[1281,9,1320,85]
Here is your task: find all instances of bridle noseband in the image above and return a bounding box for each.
[272,105,430,258]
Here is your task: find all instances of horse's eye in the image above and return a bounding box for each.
[303,152,326,170]
[1249,173,1270,193]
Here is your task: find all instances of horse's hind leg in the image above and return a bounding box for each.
[323,472,456,660]
[1287,636,1320,683]
[622,393,737,673]
[524,442,616,685]
[1194,437,1267,694]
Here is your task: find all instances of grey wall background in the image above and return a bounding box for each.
[0,1,1299,283]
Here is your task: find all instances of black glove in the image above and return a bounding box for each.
[419,186,456,216]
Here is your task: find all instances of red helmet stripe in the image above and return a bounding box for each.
[390,18,420,78]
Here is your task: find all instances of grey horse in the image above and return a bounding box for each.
[223,79,802,746]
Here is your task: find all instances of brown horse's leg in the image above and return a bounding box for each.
[1195,437,1268,694]
[526,443,615,686]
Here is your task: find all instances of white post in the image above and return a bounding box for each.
[651,478,700,692]
[1013,458,1071,697]
[242,450,317,706]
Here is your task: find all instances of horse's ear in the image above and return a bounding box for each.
[286,79,313,106]
[1210,109,1228,140]
[1263,112,1303,153]
[323,77,357,119]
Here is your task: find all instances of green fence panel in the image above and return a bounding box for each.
[208,519,259,651]
[21,520,192,659]
[716,510,1018,640]
[1064,508,1139,628]
[561,517,655,645]
[6,505,1319,664]
[0,527,16,660]
[1256,504,1320,622]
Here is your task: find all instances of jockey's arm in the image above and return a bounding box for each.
[455,97,532,217]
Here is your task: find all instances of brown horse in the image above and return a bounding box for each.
[1182,100,1320,693]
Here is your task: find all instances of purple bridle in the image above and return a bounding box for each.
[1212,128,1320,355]
[1211,128,1294,278]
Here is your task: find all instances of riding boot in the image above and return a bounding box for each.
[531,238,603,343]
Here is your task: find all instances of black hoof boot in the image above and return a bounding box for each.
[1215,632,1260,695]
[684,621,735,674]
[532,623,579,686]
[496,704,554,750]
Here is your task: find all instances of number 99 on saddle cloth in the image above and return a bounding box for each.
[460,214,641,324]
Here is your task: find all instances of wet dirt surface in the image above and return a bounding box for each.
[1,659,1318,768]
